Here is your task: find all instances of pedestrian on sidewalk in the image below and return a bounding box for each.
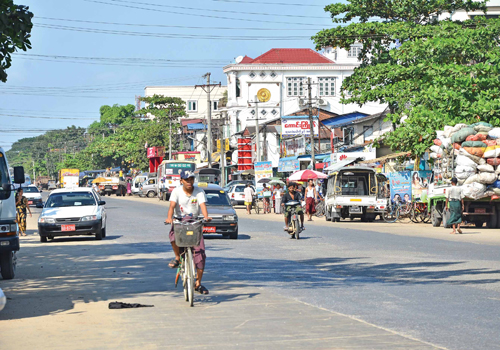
[274,184,283,214]
[15,188,31,236]
[244,183,255,215]
[305,179,318,221]
[445,177,464,234]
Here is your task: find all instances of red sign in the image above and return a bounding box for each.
[61,225,76,232]
[339,154,348,161]
[203,227,216,233]
[147,147,166,159]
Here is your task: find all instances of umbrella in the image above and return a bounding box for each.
[257,178,271,184]
[269,180,285,186]
[288,169,328,181]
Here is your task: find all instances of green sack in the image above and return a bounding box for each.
[451,127,476,144]
[462,141,488,147]
[470,121,493,128]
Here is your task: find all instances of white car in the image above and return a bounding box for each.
[38,188,107,242]
[228,184,255,206]
[22,185,43,208]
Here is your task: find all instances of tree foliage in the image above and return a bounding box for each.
[0,0,33,82]
[313,0,500,155]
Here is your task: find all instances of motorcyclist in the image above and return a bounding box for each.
[282,182,305,237]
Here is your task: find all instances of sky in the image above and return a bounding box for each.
[0,0,337,150]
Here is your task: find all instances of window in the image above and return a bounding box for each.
[363,126,373,142]
[213,101,218,111]
[187,100,197,112]
[249,72,256,79]
[347,45,362,58]
[287,77,305,96]
[318,77,335,96]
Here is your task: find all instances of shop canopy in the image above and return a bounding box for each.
[325,158,359,172]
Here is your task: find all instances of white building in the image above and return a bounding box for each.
[438,0,500,20]
[144,85,227,120]
[223,48,386,166]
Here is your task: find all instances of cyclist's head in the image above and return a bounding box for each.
[180,170,195,189]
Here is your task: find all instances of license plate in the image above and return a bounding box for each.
[61,225,76,232]
[203,227,216,233]
[475,208,486,213]
[350,206,362,213]
[28,201,33,205]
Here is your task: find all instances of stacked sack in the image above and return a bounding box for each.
[432,122,500,199]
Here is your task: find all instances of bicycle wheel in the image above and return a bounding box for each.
[186,249,195,307]
[315,202,325,217]
[181,258,188,302]
[383,204,399,223]
[254,201,260,214]
[410,207,419,223]
[293,217,300,240]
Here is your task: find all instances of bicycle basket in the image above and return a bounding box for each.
[173,221,203,247]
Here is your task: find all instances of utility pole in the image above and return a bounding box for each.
[32,159,35,185]
[307,77,316,168]
[220,111,227,187]
[196,73,221,168]
[169,109,172,160]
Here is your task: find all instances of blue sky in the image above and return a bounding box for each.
[1,0,336,150]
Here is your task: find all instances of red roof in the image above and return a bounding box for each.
[239,55,253,63]
[242,49,333,64]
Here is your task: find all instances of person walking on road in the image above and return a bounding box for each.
[244,183,255,215]
[305,179,318,221]
[15,188,31,236]
[274,184,283,214]
[445,177,464,234]
[165,170,212,295]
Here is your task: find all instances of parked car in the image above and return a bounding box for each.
[139,178,157,198]
[22,185,43,208]
[223,180,254,192]
[197,183,238,239]
[47,180,57,190]
[132,175,147,196]
[38,188,107,242]
[227,183,255,206]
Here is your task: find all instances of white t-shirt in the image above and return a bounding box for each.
[169,186,206,218]
[275,188,283,199]
[244,187,255,202]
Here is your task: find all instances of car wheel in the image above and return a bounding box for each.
[0,251,16,279]
[147,191,155,198]
[95,226,103,240]
[40,235,47,243]
[102,226,106,238]
[229,230,238,240]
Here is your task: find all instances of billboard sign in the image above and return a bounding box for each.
[281,117,319,136]
[389,171,412,204]
[254,161,273,192]
[411,170,432,201]
[283,137,306,157]
[278,159,300,173]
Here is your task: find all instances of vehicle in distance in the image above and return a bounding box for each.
[198,183,238,239]
[139,177,157,198]
[22,185,43,208]
[228,184,255,206]
[38,188,107,242]
[223,180,254,192]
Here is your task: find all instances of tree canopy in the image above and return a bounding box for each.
[313,0,500,155]
[0,0,33,82]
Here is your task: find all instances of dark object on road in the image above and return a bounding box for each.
[108,302,154,309]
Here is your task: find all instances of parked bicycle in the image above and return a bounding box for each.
[168,217,204,307]
[314,198,325,218]
[410,202,430,223]
[252,195,262,214]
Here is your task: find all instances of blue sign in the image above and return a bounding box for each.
[278,159,300,172]
[389,171,412,204]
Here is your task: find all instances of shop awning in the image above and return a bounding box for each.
[325,158,358,172]
[358,152,411,164]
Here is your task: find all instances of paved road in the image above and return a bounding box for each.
[1,195,499,349]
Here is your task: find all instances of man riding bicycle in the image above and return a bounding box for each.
[165,170,212,295]
[282,182,305,237]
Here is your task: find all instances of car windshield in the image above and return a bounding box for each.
[46,192,96,208]
[233,186,245,193]
[22,187,39,193]
[205,190,231,206]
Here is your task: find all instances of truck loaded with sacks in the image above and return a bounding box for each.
[428,122,500,228]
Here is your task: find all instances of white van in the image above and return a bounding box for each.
[0,148,25,279]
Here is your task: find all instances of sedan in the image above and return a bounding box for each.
[38,188,107,242]
[22,185,43,208]
[197,183,238,239]
[227,184,255,206]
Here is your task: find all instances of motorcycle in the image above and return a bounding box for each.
[285,201,302,240]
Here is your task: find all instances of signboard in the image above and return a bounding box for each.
[278,159,300,173]
[283,137,306,157]
[170,163,193,169]
[254,161,273,192]
[281,117,319,136]
[411,170,432,201]
[334,149,376,163]
[147,146,165,159]
[389,171,412,204]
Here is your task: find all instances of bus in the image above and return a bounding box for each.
[157,160,196,201]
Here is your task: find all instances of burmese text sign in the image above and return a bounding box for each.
[281,117,319,136]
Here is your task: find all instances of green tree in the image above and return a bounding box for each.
[313,0,500,155]
[0,0,33,82]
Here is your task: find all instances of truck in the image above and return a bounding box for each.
[324,166,388,222]
[36,176,51,190]
[97,176,127,196]
[0,148,25,279]
[58,169,79,188]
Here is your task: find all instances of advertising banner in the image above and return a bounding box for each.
[254,161,273,192]
[334,149,376,162]
[281,117,319,136]
[283,137,306,157]
[411,170,432,201]
[389,171,412,203]
[278,159,300,173]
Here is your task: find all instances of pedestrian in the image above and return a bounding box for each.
[445,177,464,234]
[15,188,31,236]
[305,179,318,221]
[274,184,283,214]
[244,183,255,215]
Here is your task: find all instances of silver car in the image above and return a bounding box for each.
[139,178,157,198]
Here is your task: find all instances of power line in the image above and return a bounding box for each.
[210,0,323,6]
[0,113,97,120]
[82,0,327,26]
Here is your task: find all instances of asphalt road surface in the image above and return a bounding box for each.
[1,195,500,350]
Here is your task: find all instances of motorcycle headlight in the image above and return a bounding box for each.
[39,217,55,224]
[223,215,236,221]
[81,215,97,221]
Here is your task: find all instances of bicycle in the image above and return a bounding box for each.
[314,198,325,218]
[252,195,262,214]
[383,202,400,223]
[410,202,430,223]
[169,217,204,307]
